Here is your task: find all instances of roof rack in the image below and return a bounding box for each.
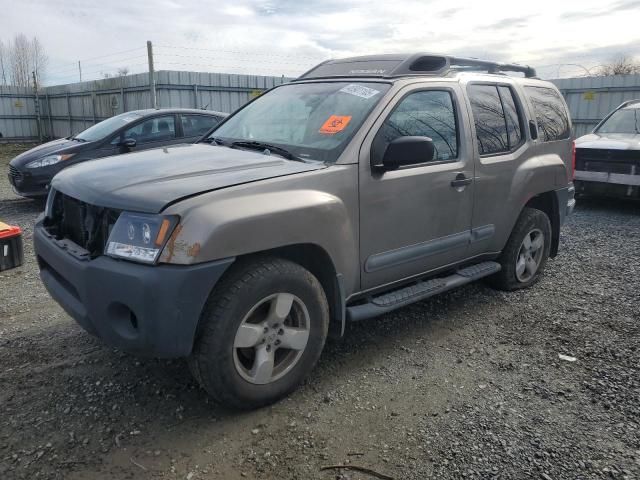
[297,53,537,80]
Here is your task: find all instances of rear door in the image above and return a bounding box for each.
[180,114,223,143]
[358,83,476,290]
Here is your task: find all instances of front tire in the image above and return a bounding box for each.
[189,257,329,409]
[488,207,551,291]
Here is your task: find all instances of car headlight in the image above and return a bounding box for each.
[26,153,75,168]
[106,212,179,264]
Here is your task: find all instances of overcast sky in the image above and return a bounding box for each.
[2,0,640,84]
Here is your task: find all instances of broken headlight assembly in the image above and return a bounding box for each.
[106,212,179,264]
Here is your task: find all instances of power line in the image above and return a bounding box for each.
[48,55,148,75]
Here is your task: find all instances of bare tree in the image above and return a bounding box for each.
[102,67,130,79]
[597,56,640,76]
[9,33,31,86]
[31,36,48,86]
[4,34,48,87]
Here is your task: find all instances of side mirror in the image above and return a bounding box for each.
[121,137,137,149]
[379,136,435,171]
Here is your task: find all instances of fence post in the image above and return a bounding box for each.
[66,92,72,136]
[147,41,157,109]
[46,92,53,138]
[91,90,96,124]
[193,84,198,108]
[32,71,42,142]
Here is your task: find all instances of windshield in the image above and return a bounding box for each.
[74,112,143,142]
[208,81,391,163]
[597,107,640,134]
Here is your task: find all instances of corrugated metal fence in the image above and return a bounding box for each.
[0,70,290,140]
[3,72,640,141]
[551,74,640,137]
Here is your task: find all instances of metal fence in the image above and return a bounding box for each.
[3,72,640,141]
[551,74,640,137]
[0,71,290,141]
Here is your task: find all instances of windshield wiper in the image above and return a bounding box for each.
[71,136,87,142]
[230,141,305,162]
[203,136,229,146]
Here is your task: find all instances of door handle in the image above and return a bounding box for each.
[451,173,472,188]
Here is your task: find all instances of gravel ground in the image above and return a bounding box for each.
[0,144,639,480]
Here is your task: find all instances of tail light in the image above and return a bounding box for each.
[570,140,576,180]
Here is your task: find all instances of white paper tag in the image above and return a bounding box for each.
[339,84,380,99]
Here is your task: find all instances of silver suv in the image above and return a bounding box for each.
[34,54,575,408]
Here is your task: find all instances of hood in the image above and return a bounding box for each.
[51,143,325,212]
[575,132,640,150]
[9,138,87,167]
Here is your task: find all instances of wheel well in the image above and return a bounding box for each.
[237,244,345,339]
[525,191,560,257]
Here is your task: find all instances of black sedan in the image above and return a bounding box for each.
[8,108,227,198]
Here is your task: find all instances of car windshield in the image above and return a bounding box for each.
[74,112,143,142]
[597,107,640,134]
[207,81,391,163]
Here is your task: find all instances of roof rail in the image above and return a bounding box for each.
[296,53,537,80]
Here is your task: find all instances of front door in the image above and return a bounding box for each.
[359,84,475,290]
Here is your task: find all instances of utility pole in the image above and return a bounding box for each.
[147,40,157,108]
[32,71,42,143]
[78,61,82,82]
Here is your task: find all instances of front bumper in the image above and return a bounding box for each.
[34,222,234,357]
[8,167,50,197]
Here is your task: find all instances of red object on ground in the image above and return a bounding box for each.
[0,222,24,271]
[0,223,22,239]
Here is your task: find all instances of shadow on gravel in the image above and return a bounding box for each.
[1,282,475,423]
[575,195,640,215]
[0,197,44,217]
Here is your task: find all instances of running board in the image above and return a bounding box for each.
[346,261,501,322]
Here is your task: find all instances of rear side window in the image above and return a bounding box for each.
[524,86,570,142]
[373,90,458,162]
[468,84,524,155]
[498,86,523,147]
[182,114,221,137]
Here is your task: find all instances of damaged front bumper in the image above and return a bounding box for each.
[34,220,234,358]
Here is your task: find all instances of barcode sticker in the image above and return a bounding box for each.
[339,84,380,99]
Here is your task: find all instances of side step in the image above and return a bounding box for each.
[346,261,501,322]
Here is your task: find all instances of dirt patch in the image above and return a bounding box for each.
[0,144,638,480]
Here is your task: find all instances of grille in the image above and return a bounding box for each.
[8,165,22,180]
[576,148,639,174]
[47,192,120,257]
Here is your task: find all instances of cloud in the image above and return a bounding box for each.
[1,0,638,83]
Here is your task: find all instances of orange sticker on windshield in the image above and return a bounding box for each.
[319,115,352,134]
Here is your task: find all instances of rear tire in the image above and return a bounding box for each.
[488,207,551,291]
[188,257,329,409]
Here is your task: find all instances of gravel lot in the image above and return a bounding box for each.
[0,143,639,480]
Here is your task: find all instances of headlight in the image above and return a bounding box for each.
[26,153,75,168]
[106,212,179,264]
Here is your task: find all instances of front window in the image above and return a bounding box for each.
[597,107,640,134]
[121,115,176,143]
[74,112,142,142]
[208,82,391,163]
